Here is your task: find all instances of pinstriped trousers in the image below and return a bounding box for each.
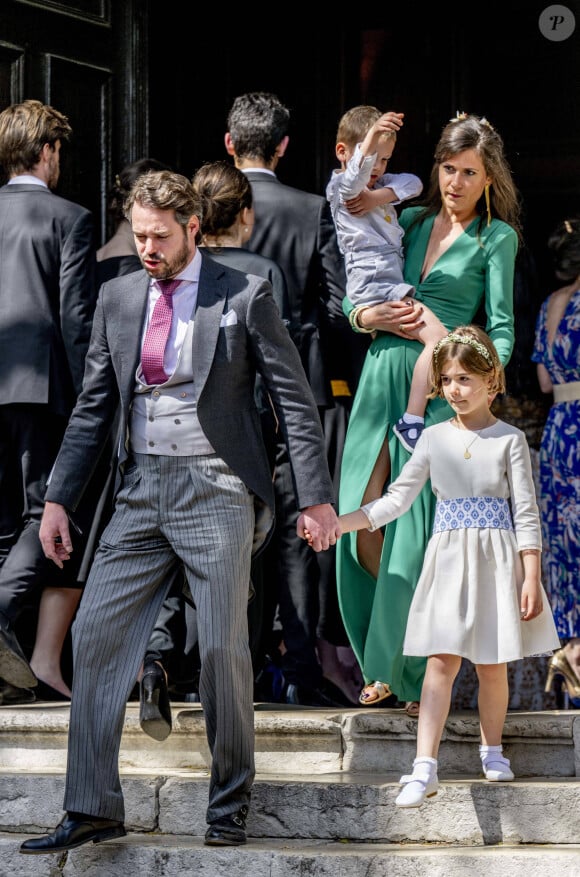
[63,453,255,824]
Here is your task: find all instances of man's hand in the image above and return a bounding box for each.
[39,501,73,569]
[297,503,341,552]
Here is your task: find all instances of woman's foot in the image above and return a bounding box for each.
[395,757,438,807]
[33,678,71,702]
[29,665,71,699]
[359,680,392,705]
[404,701,420,718]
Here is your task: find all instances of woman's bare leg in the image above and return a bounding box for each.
[317,638,363,705]
[29,586,82,696]
[356,435,390,578]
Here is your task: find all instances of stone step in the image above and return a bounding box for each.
[2,770,580,845]
[1,703,579,778]
[1,704,579,875]
[2,834,580,877]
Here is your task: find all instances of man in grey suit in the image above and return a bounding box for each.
[20,170,340,854]
[0,100,97,700]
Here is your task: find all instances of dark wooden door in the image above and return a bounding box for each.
[0,0,149,244]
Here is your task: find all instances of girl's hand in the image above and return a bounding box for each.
[520,580,543,620]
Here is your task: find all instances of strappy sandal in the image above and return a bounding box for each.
[359,680,392,705]
[404,701,420,718]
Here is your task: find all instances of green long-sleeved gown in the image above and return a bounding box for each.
[337,207,517,701]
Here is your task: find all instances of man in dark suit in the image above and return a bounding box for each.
[225,92,369,706]
[20,170,339,854]
[0,100,97,700]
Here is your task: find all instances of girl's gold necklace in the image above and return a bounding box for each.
[453,416,494,460]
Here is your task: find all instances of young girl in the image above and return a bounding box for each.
[334,325,560,806]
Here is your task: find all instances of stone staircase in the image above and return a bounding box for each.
[0,702,579,876]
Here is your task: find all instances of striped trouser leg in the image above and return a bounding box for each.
[160,455,255,823]
[63,453,255,824]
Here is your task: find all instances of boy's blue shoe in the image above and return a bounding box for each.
[393,418,423,453]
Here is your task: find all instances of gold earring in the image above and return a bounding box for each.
[484,183,491,227]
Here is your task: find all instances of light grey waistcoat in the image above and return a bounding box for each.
[130,318,215,456]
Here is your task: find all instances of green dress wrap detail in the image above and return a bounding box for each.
[337,207,517,701]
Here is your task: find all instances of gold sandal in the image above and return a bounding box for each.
[404,701,420,718]
[359,680,392,705]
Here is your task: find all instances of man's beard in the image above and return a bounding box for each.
[143,236,190,279]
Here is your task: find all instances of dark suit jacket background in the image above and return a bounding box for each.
[242,171,351,409]
[0,183,96,416]
[0,181,98,674]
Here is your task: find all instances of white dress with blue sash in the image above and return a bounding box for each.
[362,419,560,664]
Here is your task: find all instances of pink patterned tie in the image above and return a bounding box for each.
[141,279,181,385]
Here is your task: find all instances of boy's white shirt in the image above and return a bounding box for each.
[326,143,422,256]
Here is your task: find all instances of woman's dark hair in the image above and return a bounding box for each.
[412,113,523,243]
[108,157,170,223]
[547,216,580,283]
[191,160,253,237]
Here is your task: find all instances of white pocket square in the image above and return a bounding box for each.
[220,309,238,327]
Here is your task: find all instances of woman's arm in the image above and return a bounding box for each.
[483,226,518,364]
[536,361,553,394]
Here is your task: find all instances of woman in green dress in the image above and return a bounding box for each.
[337,113,522,711]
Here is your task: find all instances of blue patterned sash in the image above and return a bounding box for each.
[433,497,513,533]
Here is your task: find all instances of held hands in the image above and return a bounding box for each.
[302,509,371,549]
[297,503,341,552]
[39,501,73,569]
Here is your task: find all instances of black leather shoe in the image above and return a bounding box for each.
[19,813,126,854]
[0,622,37,689]
[140,662,172,741]
[204,805,248,846]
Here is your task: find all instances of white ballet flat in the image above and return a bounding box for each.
[479,745,515,782]
[481,755,514,782]
[395,760,438,807]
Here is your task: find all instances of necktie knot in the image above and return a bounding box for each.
[157,278,181,296]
